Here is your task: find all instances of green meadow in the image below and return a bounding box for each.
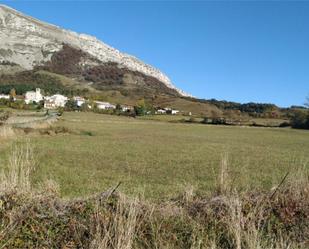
[1,111,308,199]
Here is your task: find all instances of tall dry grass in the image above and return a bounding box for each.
[0,125,15,139]
[0,141,35,193]
[0,144,307,248]
[217,152,231,194]
[90,194,139,249]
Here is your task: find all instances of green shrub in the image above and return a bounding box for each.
[279,121,290,128]
[202,117,209,124]
[80,130,94,136]
[64,99,79,111]
[57,108,64,116]
[211,117,227,125]
[290,110,309,129]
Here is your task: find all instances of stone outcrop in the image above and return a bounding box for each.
[0,4,189,96]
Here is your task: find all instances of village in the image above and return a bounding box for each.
[0,88,180,115]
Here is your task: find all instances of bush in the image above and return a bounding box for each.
[290,110,309,129]
[185,117,197,123]
[279,121,290,128]
[134,99,153,116]
[64,99,79,111]
[0,171,308,248]
[80,102,91,112]
[0,110,10,122]
[57,108,64,116]
[0,145,308,248]
[202,117,209,124]
[212,117,227,125]
[80,130,94,136]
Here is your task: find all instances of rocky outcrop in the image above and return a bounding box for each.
[0,4,189,96]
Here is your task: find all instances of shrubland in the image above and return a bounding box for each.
[291,109,309,129]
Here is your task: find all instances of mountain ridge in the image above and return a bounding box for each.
[0,4,190,96]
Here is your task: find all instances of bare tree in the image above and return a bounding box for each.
[305,95,309,108]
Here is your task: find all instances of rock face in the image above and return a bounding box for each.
[0,4,189,96]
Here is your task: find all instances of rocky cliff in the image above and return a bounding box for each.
[0,4,189,96]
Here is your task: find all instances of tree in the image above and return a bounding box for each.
[290,95,309,129]
[65,99,79,111]
[9,88,16,100]
[305,95,309,108]
[115,103,122,111]
[134,99,147,116]
[133,99,154,116]
[210,110,220,119]
[80,102,90,112]
[291,110,309,129]
[37,100,44,110]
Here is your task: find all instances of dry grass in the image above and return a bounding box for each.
[0,141,35,193]
[0,125,15,139]
[217,152,231,195]
[10,111,307,199]
[0,144,307,248]
[90,194,139,249]
[0,113,309,249]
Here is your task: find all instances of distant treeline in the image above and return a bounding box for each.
[0,60,18,66]
[184,97,309,129]
[290,109,309,129]
[206,99,278,113]
[0,70,88,96]
[196,98,278,113]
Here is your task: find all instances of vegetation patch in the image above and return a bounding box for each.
[80,130,95,136]
[0,144,308,248]
[21,126,71,136]
[0,70,89,96]
[290,109,309,129]
[0,110,10,124]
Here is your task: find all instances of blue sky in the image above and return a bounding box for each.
[1,1,309,107]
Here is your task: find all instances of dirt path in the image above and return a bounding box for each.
[5,111,59,128]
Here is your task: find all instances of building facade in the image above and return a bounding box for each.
[44,94,68,109]
[95,101,116,110]
[25,88,43,104]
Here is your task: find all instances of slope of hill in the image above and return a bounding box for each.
[0,4,289,118]
[0,4,227,115]
[0,4,188,96]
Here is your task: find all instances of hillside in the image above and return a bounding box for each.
[0,4,229,115]
[0,4,188,95]
[0,4,294,118]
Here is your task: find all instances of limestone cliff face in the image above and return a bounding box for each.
[0,4,189,96]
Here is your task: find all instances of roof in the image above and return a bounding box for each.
[45,94,68,101]
[95,101,113,105]
[73,96,85,101]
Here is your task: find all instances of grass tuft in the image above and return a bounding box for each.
[80,130,95,136]
[0,141,35,193]
[0,125,15,139]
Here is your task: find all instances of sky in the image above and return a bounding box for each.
[1,1,309,107]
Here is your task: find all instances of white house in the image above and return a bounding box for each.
[25,88,43,104]
[95,101,116,110]
[121,105,133,112]
[164,108,179,115]
[171,109,179,115]
[0,94,10,100]
[44,94,68,109]
[156,109,166,114]
[156,108,179,115]
[73,96,86,107]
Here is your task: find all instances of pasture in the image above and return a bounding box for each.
[0,111,308,199]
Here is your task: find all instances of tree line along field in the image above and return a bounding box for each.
[0,111,308,199]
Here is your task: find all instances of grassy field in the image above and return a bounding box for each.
[0,111,308,199]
